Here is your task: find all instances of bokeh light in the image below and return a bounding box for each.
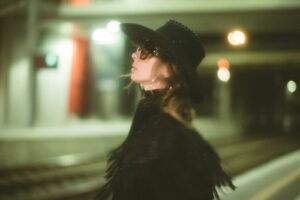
[107,20,121,33]
[92,28,118,44]
[45,53,58,68]
[286,80,297,93]
[92,21,121,44]
[217,68,231,82]
[227,30,247,46]
[218,58,230,69]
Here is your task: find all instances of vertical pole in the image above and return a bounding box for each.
[27,0,38,126]
[218,82,231,121]
[215,79,231,122]
[0,20,6,126]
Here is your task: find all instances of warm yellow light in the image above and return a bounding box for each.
[227,30,247,46]
[217,68,230,82]
[217,58,230,69]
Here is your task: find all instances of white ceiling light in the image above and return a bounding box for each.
[107,20,121,33]
[227,30,247,46]
[92,28,119,44]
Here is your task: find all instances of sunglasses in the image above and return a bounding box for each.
[135,46,159,59]
[135,40,170,61]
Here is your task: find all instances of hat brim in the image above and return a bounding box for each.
[121,23,167,48]
[120,23,175,61]
[121,23,205,103]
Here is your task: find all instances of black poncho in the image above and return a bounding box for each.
[96,90,235,200]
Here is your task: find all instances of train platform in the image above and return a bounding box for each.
[0,118,299,199]
[221,149,300,200]
[0,117,241,168]
[0,117,240,140]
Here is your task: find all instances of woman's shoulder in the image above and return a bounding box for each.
[154,112,218,153]
[148,110,190,134]
[151,110,200,134]
[148,111,208,145]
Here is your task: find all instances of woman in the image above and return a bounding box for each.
[95,20,235,200]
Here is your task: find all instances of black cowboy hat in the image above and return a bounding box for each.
[121,19,205,103]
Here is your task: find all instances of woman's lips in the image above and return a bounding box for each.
[131,66,137,72]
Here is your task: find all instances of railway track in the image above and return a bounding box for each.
[0,134,299,200]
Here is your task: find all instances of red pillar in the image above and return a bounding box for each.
[69,36,92,116]
[68,0,91,5]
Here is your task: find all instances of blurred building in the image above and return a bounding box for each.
[0,0,300,133]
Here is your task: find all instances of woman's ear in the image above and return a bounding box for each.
[160,64,171,78]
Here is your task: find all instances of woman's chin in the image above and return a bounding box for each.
[130,74,138,83]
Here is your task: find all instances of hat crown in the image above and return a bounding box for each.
[156,20,205,69]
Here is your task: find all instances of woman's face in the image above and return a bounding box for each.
[130,47,170,84]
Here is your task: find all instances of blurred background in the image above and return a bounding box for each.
[0,0,300,199]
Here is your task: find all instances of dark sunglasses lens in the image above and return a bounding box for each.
[136,40,168,60]
[138,47,151,59]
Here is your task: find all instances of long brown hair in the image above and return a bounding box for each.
[160,62,196,127]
